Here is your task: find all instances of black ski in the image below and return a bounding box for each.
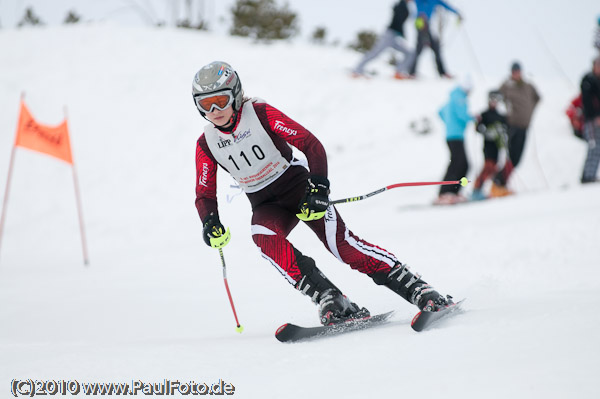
[275,311,394,343]
[410,299,465,332]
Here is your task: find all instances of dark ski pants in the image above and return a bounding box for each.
[582,121,600,182]
[409,26,446,76]
[440,139,469,195]
[248,168,397,287]
[494,126,527,186]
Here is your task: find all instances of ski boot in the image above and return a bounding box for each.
[317,288,370,326]
[376,262,450,311]
[292,247,370,325]
[489,182,513,198]
[470,188,487,201]
[421,294,454,312]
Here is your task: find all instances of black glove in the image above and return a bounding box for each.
[297,175,330,221]
[202,213,230,248]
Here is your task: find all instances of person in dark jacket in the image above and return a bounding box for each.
[471,91,508,200]
[353,0,415,79]
[580,56,600,183]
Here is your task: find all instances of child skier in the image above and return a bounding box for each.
[193,61,453,326]
[471,91,509,200]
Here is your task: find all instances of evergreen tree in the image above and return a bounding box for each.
[311,27,327,45]
[348,30,378,53]
[18,7,44,27]
[64,10,81,24]
[230,0,298,41]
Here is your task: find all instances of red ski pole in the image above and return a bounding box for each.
[330,177,469,205]
[218,248,244,333]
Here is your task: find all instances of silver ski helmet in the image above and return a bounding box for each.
[192,61,243,115]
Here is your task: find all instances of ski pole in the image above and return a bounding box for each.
[330,177,469,205]
[218,248,244,333]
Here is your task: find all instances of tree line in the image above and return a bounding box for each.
[6,0,377,53]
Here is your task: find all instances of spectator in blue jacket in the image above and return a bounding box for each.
[409,0,462,78]
[435,76,475,204]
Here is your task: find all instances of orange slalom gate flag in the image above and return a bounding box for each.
[14,101,73,164]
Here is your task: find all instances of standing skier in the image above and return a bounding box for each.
[435,76,474,205]
[580,56,600,183]
[491,61,540,196]
[471,91,508,200]
[352,0,415,80]
[193,61,452,325]
[409,0,462,78]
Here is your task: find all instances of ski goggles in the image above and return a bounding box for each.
[194,91,234,113]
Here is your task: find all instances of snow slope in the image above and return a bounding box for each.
[1,23,599,398]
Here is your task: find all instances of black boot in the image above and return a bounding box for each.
[294,248,369,325]
[294,248,339,303]
[375,262,449,311]
[316,288,369,325]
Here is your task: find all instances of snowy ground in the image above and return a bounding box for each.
[0,22,599,399]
